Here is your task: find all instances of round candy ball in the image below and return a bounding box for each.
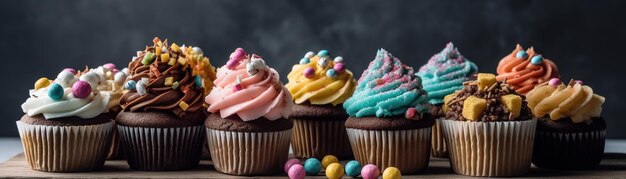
[382,167,401,179]
[317,50,329,57]
[125,80,137,90]
[326,69,337,79]
[284,158,302,173]
[304,51,315,58]
[72,81,92,98]
[194,75,203,87]
[321,155,339,169]
[47,83,64,101]
[325,163,344,179]
[345,160,362,177]
[304,158,321,175]
[63,68,77,75]
[103,63,116,70]
[515,50,528,59]
[548,78,561,87]
[299,57,310,65]
[288,164,306,179]
[333,63,345,73]
[34,77,51,90]
[303,67,315,79]
[530,55,543,65]
[361,164,380,179]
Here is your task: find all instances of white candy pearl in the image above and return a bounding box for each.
[305,51,315,58]
[136,83,147,95]
[56,71,76,88]
[162,46,168,53]
[334,56,344,63]
[114,72,127,85]
[95,67,108,82]
[122,68,130,76]
[141,77,149,85]
[318,57,329,67]
[79,72,101,89]
[246,58,266,76]
[192,47,203,56]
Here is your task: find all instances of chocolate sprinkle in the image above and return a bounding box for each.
[445,81,532,121]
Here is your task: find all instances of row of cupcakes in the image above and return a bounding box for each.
[17,38,605,177]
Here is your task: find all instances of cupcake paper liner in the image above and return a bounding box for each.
[533,130,605,170]
[117,125,204,171]
[291,118,352,159]
[431,118,448,158]
[345,127,431,174]
[206,128,291,175]
[440,119,536,177]
[16,120,114,172]
[106,124,123,159]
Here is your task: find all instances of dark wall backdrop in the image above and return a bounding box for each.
[2,0,625,137]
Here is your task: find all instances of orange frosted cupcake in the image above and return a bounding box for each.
[496,44,559,94]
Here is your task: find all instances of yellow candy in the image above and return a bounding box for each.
[321,155,339,169]
[500,94,522,118]
[155,46,162,56]
[477,73,496,90]
[34,77,51,90]
[325,163,344,179]
[179,101,189,111]
[164,77,174,86]
[161,53,170,63]
[382,167,401,179]
[178,57,188,65]
[462,96,487,121]
[168,58,178,66]
[443,93,457,113]
[171,43,181,52]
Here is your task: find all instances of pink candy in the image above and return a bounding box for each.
[103,63,116,70]
[232,84,243,92]
[548,78,561,87]
[361,164,380,179]
[63,68,77,75]
[333,63,345,73]
[284,158,302,174]
[405,108,417,119]
[227,48,247,70]
[303,67,315,78]
[288,164,306,179]
[72,80,92,98]
[575,80,584,85]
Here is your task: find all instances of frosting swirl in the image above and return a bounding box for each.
[496,44,559,94]
[343,49,429,118]
[21,70,111,119]
[182,45,217,96]
[119,37,205,118]
[286,50,356,106]
[526,79,605,123]
[205,48,293,121]
[78,64,127,111]
[417,43,478,105]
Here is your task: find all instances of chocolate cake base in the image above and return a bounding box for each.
[205,113,292,132]
[345,113,435,130]
[289,104,352,159]
[20,113,113,126]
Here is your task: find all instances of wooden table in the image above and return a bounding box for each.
[1,153,625,178]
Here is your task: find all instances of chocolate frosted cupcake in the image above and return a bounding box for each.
[526,79,606,170]
[417,42,478,158]
[205,48,293,175]
[441,73,535,177]
[116,37,207,171]
[19,69,115,172]
[343,49,434,174]
[496,44,559,95]
[285,50,356,159]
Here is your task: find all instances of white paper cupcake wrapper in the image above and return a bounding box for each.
[533,130,605,169]
[206,128,291,175]
[291,118,352,159]
[117,125,205,171]
[441,119,536,177]
[346,127,431,174]
[16,120,114,172]
[431,118,447,157]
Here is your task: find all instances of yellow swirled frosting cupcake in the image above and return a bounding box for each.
[285,50,356,158]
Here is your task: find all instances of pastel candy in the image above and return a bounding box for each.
[317,50,329,57]
[246,58,266,76]
[333,63,345,73]
[79,72,101,89]
[63,68,77,75]
[325,163,344,179]
[114,72,127,85]
[305,51,315,58]
[321,155,339,169]
[318,57,329,67]
[227,48,246,69]
[34,77,51,90]
[299,57,310,65]
[326,69,337,79]
[575,80,584,85]
[333,56,344,63]
[192,47,203,56]
[142,52,155,65]
[382,167,401,179]
[121,68,130,76]
[531,55,543,65]
[72,80,92,98]
[516,50,528,59]
[288,164,306,179]
[361,164,379,179]
[549,78,561,87]
[344,160,362,177]
[303,67,315,78]
[56,70,76,87]
[304,158,321,175]
[103,63,116,70]
[136,82,147,95]
[125,80,137,90]
[284,158,302,173]
[194,75,203,87]
[48,83,64,101]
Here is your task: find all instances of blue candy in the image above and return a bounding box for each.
[304,158,321,175]
[516,50,528,59]
[125,80,137,90]
[194,75,203,87]
[326,69,337,79]
[47,83,64,101]
[345,160,362,177]
[317,50,329,57]
[531,55,543,65]
[300,57,310,65]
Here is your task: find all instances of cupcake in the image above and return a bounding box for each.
[526,79,606,170]
[417,42,478,158]
[18,68,115,172]
[496,44,559,95]
[116,37,208,171]
[441,73,535,176]
[205,48,293,175]
[285,50,356,159]
[343,49,434,174]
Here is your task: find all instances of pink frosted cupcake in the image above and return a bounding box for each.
[205,48,293,175]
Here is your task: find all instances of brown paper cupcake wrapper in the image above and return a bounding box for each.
[117,125,204,171]
[106,123,123,159]
[16,120,114,172]
[440,119,536,177]
[346,127,431,174]
[431,118,447,158]
[533,130,605,170]
[206,128,291,175]
[291,118,352,159]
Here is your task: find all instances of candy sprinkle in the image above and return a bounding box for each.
[179,101,189,111]
[34,77,51,90]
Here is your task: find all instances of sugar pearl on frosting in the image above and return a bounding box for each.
[405,107,417,119]
[48,83,64,101]
[361,164,380,179]
[34,77,51,90]
[303,67,315,78]
[575,80,583,85]
[333,56,344,63]
[227,48,246,70]
[136,82,147,95]
[103,63,116,70]
[284,158,301,173]
[114,72,127,85]
[121,68,130,76]
[192,47,203,56]
[125,80,136,90]
[194,75,203,87]
[318,57,329,67]
[530,55,543,65]
[333,63,345,73]
[246,58,266,76]
[63,68,77,75]
[56,70,77,88]
[80,72,101,89]
[72,80,92,99]
[299,57,310,65]
[326,69,337,79]
[548,78,561,87]
[305,51,315,58]
[288,164,306,179]
[516,50,528,59]
[317,50,329,57]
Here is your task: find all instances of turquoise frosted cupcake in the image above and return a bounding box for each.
[417,42,477,157]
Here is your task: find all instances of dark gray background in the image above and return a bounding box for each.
[2,0,625,137]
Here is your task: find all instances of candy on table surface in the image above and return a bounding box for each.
[443,93,457,113]
[325,163,344,179]
[164,77,174,86]
[462,96,487,121]
[321,155,339,169]
[179,101,189,111]
[284,158,302,173]
[178,56,188,66]
[71,81,92,99]
[531,55,543,65]
[161,53,171,63]
[500,94,522,118]
[142,52,155,65]
[34,77,51,90]
[136,83,147,95]
[382,167,401,179]
[303,67,315,78]
[124,80,137,90]
[171,43,181,52]
[361,164,380,179]
[172,81,180,89]
[303,158,321,175]
[288,164,306,179]
[344,160,362,177]
[477,73,496,90]
[47,83,64,101]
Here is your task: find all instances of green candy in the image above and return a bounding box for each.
[142,52,155,65]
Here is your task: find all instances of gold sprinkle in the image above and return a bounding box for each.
[161,53,170,63]
[179,101,189,111]
[172,81,180,89]
[168,58,177,66]
[164,77,174,86]
[178,57,187,65]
